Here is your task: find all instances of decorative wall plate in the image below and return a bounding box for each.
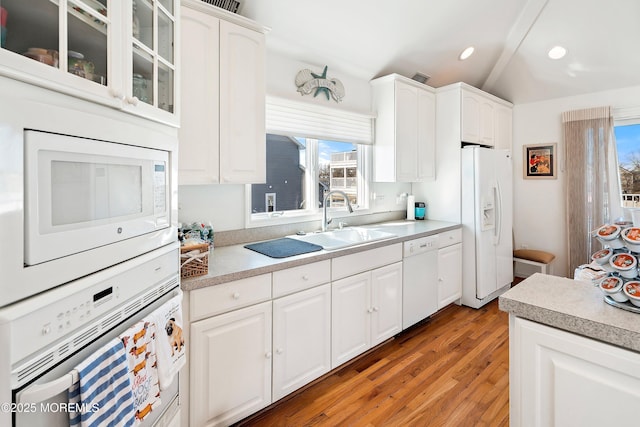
[295,65,345,103]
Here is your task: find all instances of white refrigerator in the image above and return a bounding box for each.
[460,146,513,309]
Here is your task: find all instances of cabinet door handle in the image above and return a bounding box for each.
[373,306,379,312]
[276,348,284,354]
[232,292,241,299]
[302,275,309,281]
[438,278,443,282]
[367,308,374,313]
[265,352,272,359]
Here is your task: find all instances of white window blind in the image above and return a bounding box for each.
[265,96,374,145]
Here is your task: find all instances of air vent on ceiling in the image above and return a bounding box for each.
[411,73,431,84]
[201,0,240,13]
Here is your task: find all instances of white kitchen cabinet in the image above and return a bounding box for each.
[179,0,266,184]
[371,74,435,182]
[437,229,462,309]
[494,102,513,150]
[370,262,404,344]
[0,0,178,126]
[511,316,640,427]
[461,89,494,146]
[332,262,403,368]
[273,283,331,401]
[190,301,272,427]
[461,85,513,148]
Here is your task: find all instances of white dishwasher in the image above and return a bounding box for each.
[402,235,439,329]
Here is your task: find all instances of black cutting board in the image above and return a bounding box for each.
[244,237,322,258]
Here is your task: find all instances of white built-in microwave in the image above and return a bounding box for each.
[24,130,170,266]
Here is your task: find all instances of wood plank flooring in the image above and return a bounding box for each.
[235,298,510,427]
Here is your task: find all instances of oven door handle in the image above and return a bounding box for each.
[18,370,79,404]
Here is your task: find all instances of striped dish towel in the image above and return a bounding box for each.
[69,337,135,427]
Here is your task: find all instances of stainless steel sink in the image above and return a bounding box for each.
[289,227,397,251]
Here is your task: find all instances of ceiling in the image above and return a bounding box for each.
[238,0,640,104]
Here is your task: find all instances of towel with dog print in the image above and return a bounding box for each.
[149,291,185,390]
[119,319,161,425]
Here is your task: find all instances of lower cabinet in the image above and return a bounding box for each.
[332,262,403,368]
[437,242,462,309]
[272,284,331,401]
[190,301,272,427]
[511,316,640,427]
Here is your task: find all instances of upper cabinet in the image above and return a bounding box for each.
[371,74,436,183]
[0,0,179,126]
[179,0,266,185]
[460,85,512,149]
[125,0,178,123]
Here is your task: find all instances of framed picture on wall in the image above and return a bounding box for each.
[524,143,557,179]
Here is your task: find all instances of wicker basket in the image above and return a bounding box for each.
[180,242,210,279]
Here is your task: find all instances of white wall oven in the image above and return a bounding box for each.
[24,130,170,266]
[0,244,182,427]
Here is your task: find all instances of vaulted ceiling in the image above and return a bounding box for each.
[239,0,640,104]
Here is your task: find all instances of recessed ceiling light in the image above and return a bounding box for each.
[459,46,475,61]
[548,46,567,59]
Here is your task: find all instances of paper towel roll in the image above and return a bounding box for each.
[407,195,415,220]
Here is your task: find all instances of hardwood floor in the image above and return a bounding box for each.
[235,298,510,427]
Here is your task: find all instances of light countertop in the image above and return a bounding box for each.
[499,273,640,353]
[181,220,460,291]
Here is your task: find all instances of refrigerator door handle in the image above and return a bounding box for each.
[494,183,502,245]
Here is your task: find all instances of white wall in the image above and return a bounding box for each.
[178,51,409,231]
[513,85,640,278]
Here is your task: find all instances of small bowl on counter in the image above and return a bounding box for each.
[609,252,637,279]
[595,224,624,249]
[623,281,640,307]
[591,248,614,271]
[599,275,628,303]
[621,227,640,252]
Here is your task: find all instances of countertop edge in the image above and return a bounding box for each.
[499,297,640,352]
[181,221,460,291]
[499,274,640,353]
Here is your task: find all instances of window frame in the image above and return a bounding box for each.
[614,109,640,210]
[245,138,371,228]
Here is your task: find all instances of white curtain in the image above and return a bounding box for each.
[562,106,621,273]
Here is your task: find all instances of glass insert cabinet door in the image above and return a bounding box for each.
[130,0,176,113]
[0,0,110,87]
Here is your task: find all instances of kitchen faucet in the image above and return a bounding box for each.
[322,190,353,232]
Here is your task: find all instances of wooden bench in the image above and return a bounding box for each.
[513,249,556,275]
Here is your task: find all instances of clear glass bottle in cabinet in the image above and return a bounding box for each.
[0,0,178,125]
[128,0,176,117]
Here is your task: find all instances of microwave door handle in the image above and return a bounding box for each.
[17,370,78,404]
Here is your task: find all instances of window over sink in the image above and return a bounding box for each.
[249,134,369,221]
[246,97,374,226]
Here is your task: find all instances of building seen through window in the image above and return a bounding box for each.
[251,134,361,215]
